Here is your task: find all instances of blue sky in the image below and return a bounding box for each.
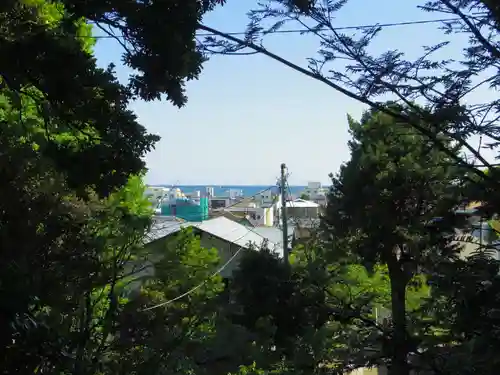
[92,0,486,186]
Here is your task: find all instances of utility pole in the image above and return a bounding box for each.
[280,163,289,265]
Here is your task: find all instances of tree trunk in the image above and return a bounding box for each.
[388,271,410,375]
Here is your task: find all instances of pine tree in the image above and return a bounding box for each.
[322,103,463,375]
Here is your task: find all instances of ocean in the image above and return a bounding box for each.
[157,185,306,197]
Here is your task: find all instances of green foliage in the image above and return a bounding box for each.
[419,256,500,375]
[144,228,224,301]
[0,0,226,197]
[0,163,151,373]
[0,0,239,373]
[0,161,235,374]
[299,193,310,200]
[224,237,431,375]
[319,105,463,375]
[108,229,229,375]
[226,247,327,374]
[324,105,462,269]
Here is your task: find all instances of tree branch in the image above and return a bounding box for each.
[197,23,492,183]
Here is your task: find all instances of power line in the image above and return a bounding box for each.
[148,185,278,245]
[141,231,248,312]
[84,16,478,40]
[201,16,476,36]
[140,185,281,311]
[150,185,276,230]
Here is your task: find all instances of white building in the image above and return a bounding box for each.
[213,203,275,227]
[256,189,274,204]
[206,186,215,197]
[301,182,328,205]
[144,186,171,210]
[276,198,321,225]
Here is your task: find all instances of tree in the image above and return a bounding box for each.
[1,0,230,372]
[0,167,154,373]
[300,193,311,200]
[226,246,330,375]
[196,3,500,373]
[1,0,227,196]
[199,0,500,187]
[108,228,232,375]
[224,235,431,375]
[0,163,238,374]
[321,104,462,375]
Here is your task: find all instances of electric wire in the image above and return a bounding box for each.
[140,185,279,310]
[141,231,248,311]
[83,16,482,40]
[150,185,276,234]
[148,185,279,246]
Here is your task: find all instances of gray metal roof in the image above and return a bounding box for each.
[145,219,188,243]
[251,226,284,247]
[145,216,283,257]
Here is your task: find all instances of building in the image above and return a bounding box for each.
[210,211,255,227]
[210,196,233,209]
[144,216,284,279]
[144,186,170,208]
[300,182,328,205]
[255,189,275,205]
[159,196,209,222]
[213,203,274,227]
[206,186,215,197]
[276,198,320,223]
[289,218,321,244]
[208,195,275,227]
[146,186,209,222]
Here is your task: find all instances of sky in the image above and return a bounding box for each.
[92,0,490,186]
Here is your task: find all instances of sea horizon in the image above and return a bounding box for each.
[151,184,314,197]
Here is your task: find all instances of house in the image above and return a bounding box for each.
[209,211,255,227]
[144,216,284,279]
[300,181,328,205]
[275,198,321,222]
[212,199,275,227]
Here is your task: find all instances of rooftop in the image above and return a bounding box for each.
[146,216,283,257]
[286,198,320,208]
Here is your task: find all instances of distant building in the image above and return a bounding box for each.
[206,186,215,197]
[276,198,321,221]
[256,189,275,205]
[212,199,275,227]
[228,188,244,199]
[159,196,209,222]
[210,196,232,209]
[300,181,328,206]
[144,186,170,208]
[144,186,209,221]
